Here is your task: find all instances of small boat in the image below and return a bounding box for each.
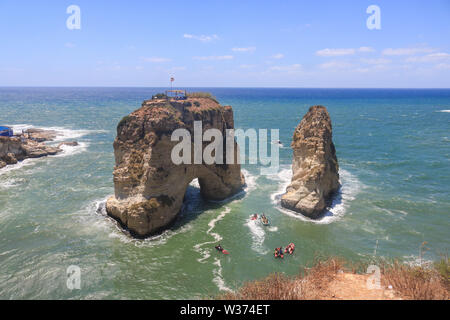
[215,245,229,255]
[260,215,270,226]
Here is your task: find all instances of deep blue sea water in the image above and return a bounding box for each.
[0,88,449,299]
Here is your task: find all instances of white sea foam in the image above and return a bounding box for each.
[242,169,258,194]
[8,124,107,142]
[208,169,258,204]
[271,140,284,148]
[245,217,268,254]
[437,110,450,113]
[207,207,230,242]
[46,127,107,142]
[192,206,235,292]
[80,197,192,247]
[212,258,232,292]
[269,166,363,224]
[189,178,200,188]
[0,178,23,189]
[0,158,36,176]
[52,141,89,158]
[193,207,230,263]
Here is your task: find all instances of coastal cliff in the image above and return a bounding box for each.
[0,129,75,169]
[281,105,339,218]
[106,95,245,238]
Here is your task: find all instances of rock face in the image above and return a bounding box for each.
[106,96,245,238]
[25,128,58,142]
[281,105,340,218]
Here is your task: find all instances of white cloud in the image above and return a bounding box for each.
[316,48,356,56]
[240,64,256,69]
[183,34,219,42]
[169,66,187,71]
[358,46,375,53]
[361,58,391,65]
[354,68,370,73]
[319,61,353,69]
[316,47,374,57]
[382,47,435,56]
[435,63,450,70]
[270,53,284,59]
[143,57,171,63]
[193,55,233,61]
[232,47,256,53]
[406,52,450,63]
[269,64,302,72]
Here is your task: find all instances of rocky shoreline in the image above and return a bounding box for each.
[0,128,78,169]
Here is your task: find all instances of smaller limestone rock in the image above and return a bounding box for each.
[281,105,340,219]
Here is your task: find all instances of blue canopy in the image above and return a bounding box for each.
[0,126,13,137]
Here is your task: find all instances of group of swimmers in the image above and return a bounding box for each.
[215,213,296,259]
[274,243,295,259]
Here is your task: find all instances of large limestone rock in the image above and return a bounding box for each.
[281,105,340,218]
[106,96,245,238]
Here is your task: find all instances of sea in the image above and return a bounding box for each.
[0,87,449,299]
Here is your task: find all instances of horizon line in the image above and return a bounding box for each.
[1,86,450,90]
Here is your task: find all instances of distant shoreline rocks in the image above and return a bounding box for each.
[0,128,78,169]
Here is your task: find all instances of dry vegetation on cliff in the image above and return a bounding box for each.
[187,92,219,103]
[217,257,449,300]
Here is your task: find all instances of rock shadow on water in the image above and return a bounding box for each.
[97,180,248,242]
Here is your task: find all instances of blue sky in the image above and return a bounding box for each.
[1,0,450,87]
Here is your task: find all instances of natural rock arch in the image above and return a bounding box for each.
[106,97,245,238]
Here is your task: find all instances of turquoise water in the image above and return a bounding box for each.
[0,88,449,299]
